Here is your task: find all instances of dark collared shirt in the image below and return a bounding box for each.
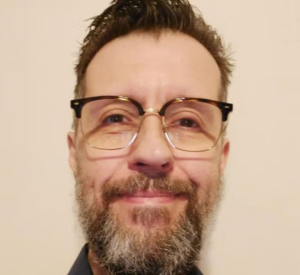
[68,244,204,275]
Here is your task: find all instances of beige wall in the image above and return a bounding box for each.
[0,0,299,274]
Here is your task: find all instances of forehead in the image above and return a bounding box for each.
[85,31,221,105]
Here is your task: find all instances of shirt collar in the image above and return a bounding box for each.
[68,244,93,275]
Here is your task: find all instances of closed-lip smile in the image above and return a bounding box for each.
[116,191,188,204]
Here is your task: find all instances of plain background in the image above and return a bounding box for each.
[0,0,299,274]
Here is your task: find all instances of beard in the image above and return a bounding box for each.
[75,170,223,275]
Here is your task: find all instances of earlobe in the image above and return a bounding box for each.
[220,139,230,174]
[67,132,77,174]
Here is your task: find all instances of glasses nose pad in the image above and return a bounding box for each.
[161,116,167,130]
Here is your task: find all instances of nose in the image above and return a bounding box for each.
[128,115,174,176]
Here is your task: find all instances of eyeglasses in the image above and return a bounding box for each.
[71,96,233,152]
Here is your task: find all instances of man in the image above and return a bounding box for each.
[67,0,233,274]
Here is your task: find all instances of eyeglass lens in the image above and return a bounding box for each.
[80,98,223,151]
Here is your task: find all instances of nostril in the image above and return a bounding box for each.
[162,163,170,169]
[136,162,145,167]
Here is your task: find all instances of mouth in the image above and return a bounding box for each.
[113,191,188,204]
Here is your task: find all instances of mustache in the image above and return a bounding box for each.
[102,173,197,202]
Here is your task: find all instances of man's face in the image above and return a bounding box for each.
[68,32,229,274]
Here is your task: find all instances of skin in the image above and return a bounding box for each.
[68,31,230,273]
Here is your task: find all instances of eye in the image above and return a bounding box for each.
[98,106,138,128]
[103,114,125,124]
[178,118,198,128]
[165,108,203,131]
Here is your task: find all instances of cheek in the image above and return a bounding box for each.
[76,149,130,205]
[177,151,222,189]
[181,160,221,210]
[78,161,111,205]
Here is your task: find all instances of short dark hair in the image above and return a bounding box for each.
[74,0,233,101]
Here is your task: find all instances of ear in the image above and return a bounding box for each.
[219,138,230,174]
[67,132,77,174]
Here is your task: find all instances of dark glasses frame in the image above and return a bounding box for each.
[71,95,233,121]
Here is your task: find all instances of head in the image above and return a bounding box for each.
[68,1,233,274]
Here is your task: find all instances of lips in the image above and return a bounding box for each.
[116,191,188,204]
[123,191,175,197]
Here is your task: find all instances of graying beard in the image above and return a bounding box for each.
[75,173,223,275]
[87,206,201,275]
